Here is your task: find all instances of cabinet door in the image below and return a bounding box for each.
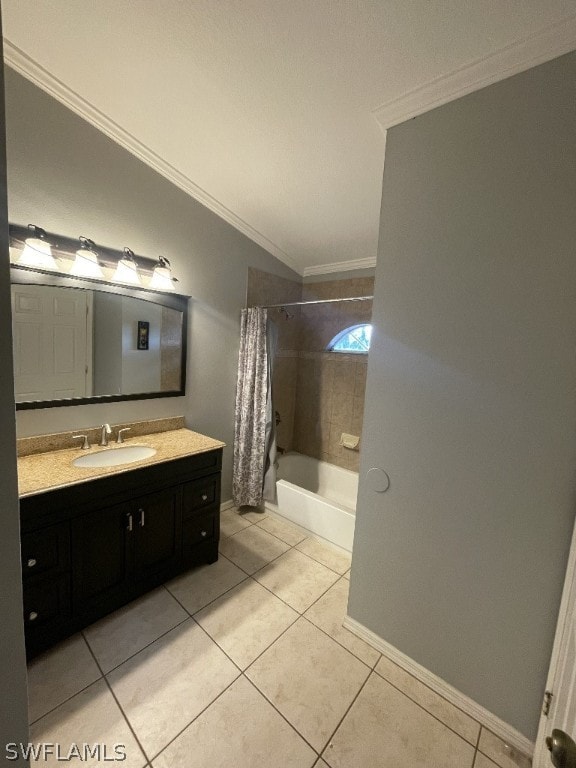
[132,487,181,584]
[21,522,70,580]
[71,501,131,615]
[23,576,71,633]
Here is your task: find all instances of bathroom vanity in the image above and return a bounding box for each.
[18,424,224,658]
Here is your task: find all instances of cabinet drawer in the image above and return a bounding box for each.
[182,476,219,519]
[182,513,215,550]
[21,522,70,580]
[23,576,71,631]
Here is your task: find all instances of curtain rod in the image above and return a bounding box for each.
[257,295,373,309]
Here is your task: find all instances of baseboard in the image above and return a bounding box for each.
[343,615,534,758]
[220,499,235,512]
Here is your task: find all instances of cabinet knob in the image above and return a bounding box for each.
[201,494,208,502]
[28,611,38,622]
[27,558,37,568]
[200,530,207,537]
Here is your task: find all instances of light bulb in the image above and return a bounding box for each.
[18,225,58,270]
[113,248,141,285]
[70,237,104,278]
[149,257,176,291]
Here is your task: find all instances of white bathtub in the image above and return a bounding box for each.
[266,452,358,552]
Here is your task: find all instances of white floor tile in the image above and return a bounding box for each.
[220,507,252,537]
[374,655,480,744]
[255,549,340,613]
[29,679,145,767]
[296,537,352,574]
[237,507,268,523]
[194,578,298,669]
[304,578,380,667]
[107,618,239,759]
[477,729,531,768]
[323,673,475,768]
[247,618,370,752]
[166,556,247,614]
[152,676,316,768]
[27,634,101,723]
[219,525,290,574]
[475,754,501,768]
[84,588,188,673]
[256,515,308,546]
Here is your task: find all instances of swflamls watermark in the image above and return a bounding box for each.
[5,743,127,761]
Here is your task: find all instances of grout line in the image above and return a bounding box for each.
[475,748,508,768]
[85,612,192,676]
[250,555,339,614]
[372,637,485,722]
[317,667,374,758]
[238,674,322,757]
[299,614,374,672]
[255,510,352,575]
[82,631,151,765]
[220,519,347,622]
[190,616,245,674]
[475,725,482,750]
[187,572,302,675]
[240,602,301,672]
[371,661,481,748]
[27,635,104,726]
[165,556,250,617]
[146,675,241,763]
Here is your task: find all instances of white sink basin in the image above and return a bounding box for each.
[73,445,157,468]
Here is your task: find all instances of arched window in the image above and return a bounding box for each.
[328,323,372,353]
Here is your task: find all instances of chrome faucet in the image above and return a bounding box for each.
[100,423,112,446]
[116,427,131,444]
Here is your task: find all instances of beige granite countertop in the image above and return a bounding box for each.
[18,428,225,498]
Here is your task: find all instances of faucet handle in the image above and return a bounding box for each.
[72,434,90,450]
[117,427,131,444]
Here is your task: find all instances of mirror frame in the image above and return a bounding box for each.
[11,264,189,410]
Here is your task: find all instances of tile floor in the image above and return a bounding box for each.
[26,507,532,768]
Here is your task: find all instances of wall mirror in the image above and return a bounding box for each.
[10,266,188,410]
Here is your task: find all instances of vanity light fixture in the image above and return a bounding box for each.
[70,236,105,278]
[149,256,177,291]
[10,224,182,293]
[113,247,141,285]
[17,224,59,270]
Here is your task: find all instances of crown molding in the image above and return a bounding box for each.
[303,256,377,277]
[3,40,302,274]
[374,14,576,129]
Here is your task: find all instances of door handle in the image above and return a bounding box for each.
[139,508,145,527]
[126,513,133,532]
[547,729,576,768]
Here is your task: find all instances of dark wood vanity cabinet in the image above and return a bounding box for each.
[20,448,222,658]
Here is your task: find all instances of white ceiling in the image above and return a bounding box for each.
[3,1,576,276]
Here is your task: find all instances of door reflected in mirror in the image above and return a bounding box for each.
[11,283,185,407]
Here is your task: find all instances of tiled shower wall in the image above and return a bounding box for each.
[293,278,373,472]
[246,268,374,472]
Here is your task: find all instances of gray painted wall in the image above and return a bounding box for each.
[0,53,30,767]
[349,51,576,740]
[5,67,300,500]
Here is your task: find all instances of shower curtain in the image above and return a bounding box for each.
[233,307,277,507]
